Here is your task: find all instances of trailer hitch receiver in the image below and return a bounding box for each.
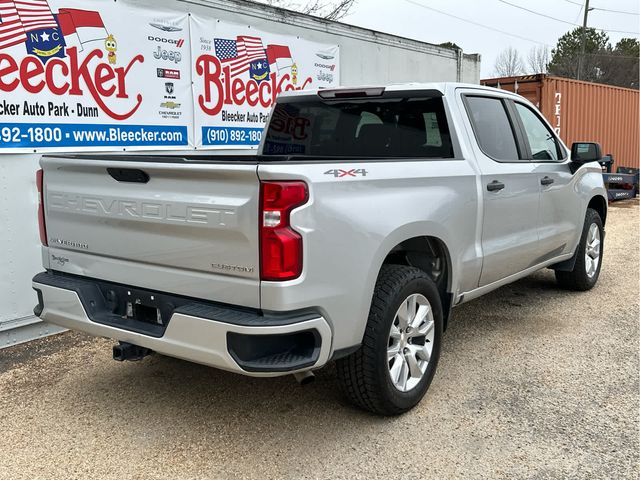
[113,342,152,362]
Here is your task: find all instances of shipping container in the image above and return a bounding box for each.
[481,74,640,170]
[0,0,481,347]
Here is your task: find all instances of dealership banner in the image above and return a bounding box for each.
[0,0,192,152]
[0,0,193,153]
[0,1,340,153]
[190,16,340,150]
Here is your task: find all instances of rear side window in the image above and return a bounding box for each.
[465,96,520,161]
[514,103,565,161]
[424,111,444,147]
[262,97,454,158]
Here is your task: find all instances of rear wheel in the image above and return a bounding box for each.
[556,208,604,291]
[336,265,443,415]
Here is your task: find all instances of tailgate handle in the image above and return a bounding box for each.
[107,168,150,184]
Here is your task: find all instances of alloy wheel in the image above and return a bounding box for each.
[387,293,435,392]
[585,223,601,279]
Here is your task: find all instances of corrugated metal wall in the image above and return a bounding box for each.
[542,77,639,169]
[482,74,640,169]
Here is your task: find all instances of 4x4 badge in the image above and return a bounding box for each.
[324,169,368,178]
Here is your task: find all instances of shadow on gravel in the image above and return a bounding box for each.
[0,332,95,375]
[0,268,598,426]
[49,270,562,426]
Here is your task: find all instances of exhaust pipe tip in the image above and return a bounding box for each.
[293,370,315,386]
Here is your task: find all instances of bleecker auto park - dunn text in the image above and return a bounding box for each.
[1,99,98,118]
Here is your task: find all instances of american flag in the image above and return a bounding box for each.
[214,36,266,77]
[15,0,57,32]
[0,0,58,50]
[0,0,26,48]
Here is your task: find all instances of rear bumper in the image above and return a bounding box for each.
[32,272,332,377]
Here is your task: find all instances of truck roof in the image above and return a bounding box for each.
[278,82,505,99]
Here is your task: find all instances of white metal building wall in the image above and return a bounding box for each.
[0,0,481,347]
[1,154,67,346]
[174,0,480,86]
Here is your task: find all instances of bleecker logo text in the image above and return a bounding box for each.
[0,47,144,120]
[196,55,312,116]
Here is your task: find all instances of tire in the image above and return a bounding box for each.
[336,265,443,416]
[555,208,604,291]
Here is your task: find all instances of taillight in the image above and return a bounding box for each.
[260,181,308,281]
[36,169,47,246]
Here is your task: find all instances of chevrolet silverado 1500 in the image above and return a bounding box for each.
[33,83,607,415]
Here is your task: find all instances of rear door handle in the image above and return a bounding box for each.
[540,176,555,186]
[487,180,505,192]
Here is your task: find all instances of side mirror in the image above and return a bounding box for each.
[571,142,602,163]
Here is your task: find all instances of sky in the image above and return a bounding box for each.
[339,0,640,78]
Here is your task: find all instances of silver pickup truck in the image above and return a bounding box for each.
[33,83,607,415]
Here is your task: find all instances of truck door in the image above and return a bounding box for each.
[510,101,583,260]
[461,93,541,287]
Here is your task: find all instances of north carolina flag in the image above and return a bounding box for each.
[266,44,293,71]
[56,8,107,49]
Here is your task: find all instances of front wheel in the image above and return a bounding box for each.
[336,265,443,416]
[556,208,604,291]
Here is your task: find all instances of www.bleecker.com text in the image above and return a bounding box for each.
[0,99,99,118]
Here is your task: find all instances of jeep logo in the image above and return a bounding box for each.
[154,46,182,63]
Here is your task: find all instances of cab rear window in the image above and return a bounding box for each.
[262,97,454,158]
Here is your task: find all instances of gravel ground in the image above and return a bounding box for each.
[1,201,638,480]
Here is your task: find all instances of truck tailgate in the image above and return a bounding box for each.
[41,156,261,308]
